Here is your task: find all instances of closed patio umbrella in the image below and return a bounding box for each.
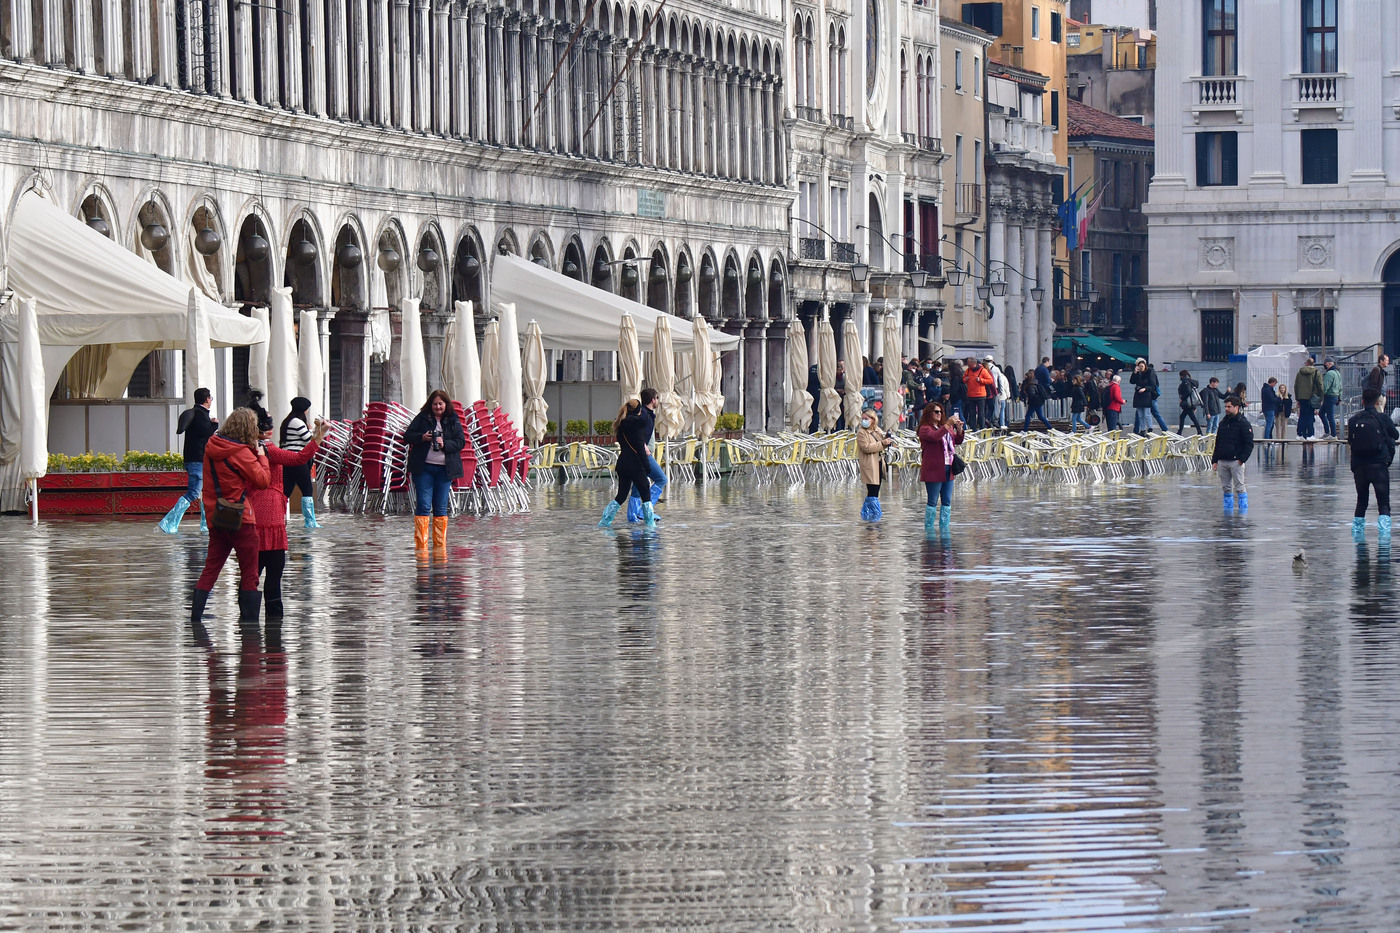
[496,301,524,429]
[267,286,296,421]
[522,319,548,445]
[184,288,216,410]
[444,300,482,404]
[691,316,721,439]
[841,317,863,431]
[297,308,324,419]
[480,318,500,410]
[652,314,685,440]
[400,297,427,412]
[882,309,901,432]
[248,306,269,396]
[817,317,842,432]
[618,311,641,405]
[787,317,813,432]
[18,299,45,523]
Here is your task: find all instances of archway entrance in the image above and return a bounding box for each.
[1384,251,1400,359]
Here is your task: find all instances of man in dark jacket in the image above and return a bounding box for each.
[1366,354,1389,394]
[1201,377,1225,433]
[1347,387,1400,543]
[1212,394,1255,512]
[1129,359,1169,434]
[159,387,219,534]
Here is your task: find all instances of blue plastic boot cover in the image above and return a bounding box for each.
[650,482,663,506]
[599,501,621,527]
[626,496,643,523]
[939,505,951,530]
[158,498,191,534]
[642,502,656,527]
[925,506,937,529]
[1223,491,1235,511]
[1353,516,1366,543]
[198,502,207,533]
[302,496,321,528]
[860,497,877,521]
[1380,515,1392,541]
[869,498,883,521]
[1237,491,1248,512]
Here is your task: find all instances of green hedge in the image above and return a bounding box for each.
[48,451,186,473]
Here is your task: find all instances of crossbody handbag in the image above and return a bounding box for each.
[208,458,248,532]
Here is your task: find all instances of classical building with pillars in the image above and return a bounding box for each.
[983,61,1063,379]
[786,0,948,373]
[0,0,793,429]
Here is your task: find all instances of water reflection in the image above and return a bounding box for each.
[1,464,1399,930]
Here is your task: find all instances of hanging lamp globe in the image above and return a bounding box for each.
[417,247,441,272]
[621,265,640,287]
[194,227,222,256]
[245,234,270,262]
[86,216,111,237]
[377,247,402,272]
[336,243,363,268]
[293,238,319,266]
[140,222,169,252]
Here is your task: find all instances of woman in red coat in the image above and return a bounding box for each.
[1106,374,1126,432]
[918,400,965,534]
[248,395,328,625]
[192,408,270,627]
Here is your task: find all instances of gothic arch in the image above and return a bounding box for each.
[673,246,695,319]
[75,183,121,241]
[184,195,229,299]
[415,221,448,312]
[590,237,615,292]
[451,227,486,307]
[527,231,554,268]
[373,218,411,311]
[284,208,328,307]
[645,242,670,313]
[744,252,765,319]
[132,190,178,275]
[720,249,743,319]
[330,220,368,311]
[697,248,720,320]
[767,256,787,320]
[495,227,520,256]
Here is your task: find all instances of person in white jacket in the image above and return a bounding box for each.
[985,355,1012,429]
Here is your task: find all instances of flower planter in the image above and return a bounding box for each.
[37,470,188,516]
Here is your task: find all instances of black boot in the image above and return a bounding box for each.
[237,589,261,623]
[191,588,211,624]
[265,597,284,621]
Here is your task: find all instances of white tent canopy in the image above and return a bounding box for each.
[490,254,739,352]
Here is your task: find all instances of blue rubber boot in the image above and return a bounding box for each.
[158,498,190,534]
[1223,490,1234,512]
[198,502,207,533]
[1353,516,1366,543]
[626,496,643,523]
[641,502,656,528]
[599,501,621,528]
[650,482,664,507]
[860,496,881,521]
[939,505,951,533]
[1380,515,1392,544]
[1236,491,1248,513]
[302,497,321,528]
[925,506,937,532]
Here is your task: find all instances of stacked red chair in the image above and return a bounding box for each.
[359,402,414,513]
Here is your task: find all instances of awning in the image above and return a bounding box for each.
[1,191,265,349]
[1056,334,1138,365]
[489,254,739,352]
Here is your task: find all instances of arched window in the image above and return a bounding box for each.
[900,50,909,133]
[793,19,806,108]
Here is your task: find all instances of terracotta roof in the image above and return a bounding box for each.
[1067,99,1154,142]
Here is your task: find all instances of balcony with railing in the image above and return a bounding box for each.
[1291,73,1346,119]
[830,113,855,131]
[988,112,1056,164]
[955,183,982,218]
[799,237,826,261]
[919,136,942,154]
[796,105,825,124]
[831,241,857,264]
[1189,75,1247,123]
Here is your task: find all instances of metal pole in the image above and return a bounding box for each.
[30,478,38,525]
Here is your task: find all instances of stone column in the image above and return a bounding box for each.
[154,0,177,86]
[720,320,744,414]
[504,15,522,145]
[101,0,123,75]
[303,0,326,113]
[539,26,556,151]
[626,40,641,163]
[765,320,789,432]
[384,310,403,403]
[655,50,670,168]
[521,17,539,148]
[420,309,449,389]
[1021,221,1038,373]
[600,36,615,160]
[324,0,346,115]
[370,0,388,121]
[569,26,584,154]
[40,0,64,66]
[639,47,655,165]
[129,0,152,80]
[337,311,371,420]
[729,69,742,179]
[761,75,775,184]
[283,0,305,109]
[1004,211,1023,379]
[583,31,599,157]
[1352,0,1385,184]
[773,79,785,184]
[391,0,411,128]
[987,200,1008,362]
[853,293,871,362]
[71,0,93,72]
[9,0,34,61]
[487,9,505,143]
[432,0,450,133]
[319,310,336,418]
[470,5,488,139]
[258,0,279,101]
[1037,220,1055,361]
[715,64,729,177]
[450,3,469,135]
[743,321,767,431]
[232,0,254,100]
[740,71,755,180]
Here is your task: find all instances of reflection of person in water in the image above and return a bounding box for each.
[203,636,289,842]
[616,530,658,616]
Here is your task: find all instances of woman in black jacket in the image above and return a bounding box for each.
[599,397,657,528]
[1069,375,1089,432]
[1177,370,1204,435]
[403,389,466,554]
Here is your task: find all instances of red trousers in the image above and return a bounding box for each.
[196,524,260,591]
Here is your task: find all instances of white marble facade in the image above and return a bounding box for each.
[0,0,793,428]
[1147,0,1400,364]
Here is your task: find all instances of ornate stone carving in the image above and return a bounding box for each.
[1298,235,1334,270]
[1199,237,1234,272]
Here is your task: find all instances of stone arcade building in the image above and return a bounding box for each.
[0,0,792,429]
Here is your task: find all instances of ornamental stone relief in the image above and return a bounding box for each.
[1199,237,1234,271]
[1298,235,1335,270]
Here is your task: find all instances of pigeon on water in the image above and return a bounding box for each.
[1293,549,1308,570]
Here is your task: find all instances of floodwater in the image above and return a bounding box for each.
[2,445,1399,931]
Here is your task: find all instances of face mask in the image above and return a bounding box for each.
[862,419,873,429]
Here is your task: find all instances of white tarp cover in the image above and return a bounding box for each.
[618,312,641,405]
[249,306,270,396]
[1247,345,1310,402]
[651,315,685,440]
[1,191,265,350]
[490,254,739,352]
[480,319,500,410]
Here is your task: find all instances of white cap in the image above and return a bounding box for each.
[983,353,995,361]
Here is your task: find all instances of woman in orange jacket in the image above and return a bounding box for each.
[962,359,995,430]
[191,408,271,627]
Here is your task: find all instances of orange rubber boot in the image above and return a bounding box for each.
[414,516,431,554]
[432,516,448,556]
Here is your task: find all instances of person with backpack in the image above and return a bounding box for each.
[1021,372,1052,431]
[1069,374,1089,432]
[1130,359,1168,434]
[1176,370,1205,435]
[1106,374,1125,432]
[1294,357,1324,439]
[1347,387,1399,543]
[1212,394,1254,513]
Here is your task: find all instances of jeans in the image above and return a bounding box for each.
[994,398,1008,427]
[925,479,953,506]
[1106,409,1121,432]
[1134,406,1150,432]
[413,462,452,516]
[1207,413,1222,434]
[629,455,667,503]
[1321,396,1339,436]
[1263,410,1276,439]
[182,462,203,505]
[1071,412,1089,431]
[1354,460,1391,516]
[1149,399,1169,431]
[1299,399,1316,438]
[1023,405,1052,431]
